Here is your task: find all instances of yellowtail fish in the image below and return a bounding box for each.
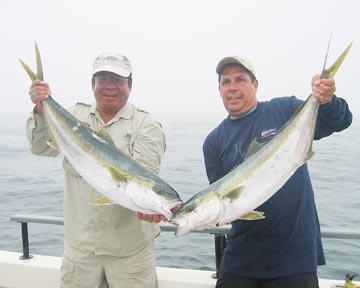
[19,43,183,219]
[170,41,352,236]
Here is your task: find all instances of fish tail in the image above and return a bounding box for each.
[19,41,44,81]
[321,40,353,79]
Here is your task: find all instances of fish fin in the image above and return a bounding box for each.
[98,127,116,145]
[108,167,128,183]
[321,40,353,79]
[34,42,44,81]
[46,139,60,151]
[19,58,38,81]
[45,124,60,151]
[89,197,114,205]
[240,210,265,220]
[224,186,244,202]
[245,138,265,160]
[75,121,115,146]
[305,142,315,161]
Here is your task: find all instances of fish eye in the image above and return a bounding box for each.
[154,186,163,195]
[184,205,194,213]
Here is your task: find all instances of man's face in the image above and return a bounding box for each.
[219,65,258,118]
[92,71,131,116]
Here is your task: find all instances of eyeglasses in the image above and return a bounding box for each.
[95,75,128,86]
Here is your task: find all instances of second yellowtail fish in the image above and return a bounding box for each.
[169,41,353,236]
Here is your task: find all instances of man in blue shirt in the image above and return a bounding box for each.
[203,56,352,288]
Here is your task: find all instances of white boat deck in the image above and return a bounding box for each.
[3,214,360,288]
[1,250,358,288]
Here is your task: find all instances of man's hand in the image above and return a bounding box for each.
[136,205,181,223]
[311,75,336,105]
[29,80,51,114]
[136,212,168,223]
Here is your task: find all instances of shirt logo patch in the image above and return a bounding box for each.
[261,128,277,139]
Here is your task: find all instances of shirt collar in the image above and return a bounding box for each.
[229,104,257,120]
[90,102,133,123]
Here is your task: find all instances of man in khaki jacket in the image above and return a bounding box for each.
[26,52,165,288]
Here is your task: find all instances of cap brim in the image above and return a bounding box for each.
[216,56,256,78]
[93,65,131,77]
[216,57,242,74]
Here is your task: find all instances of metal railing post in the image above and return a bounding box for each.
[212,233,226,279]
[19,222,33,260]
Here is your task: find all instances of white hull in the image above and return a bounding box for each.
[1,250,358,288]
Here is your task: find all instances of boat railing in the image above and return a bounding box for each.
[9,214,360,279]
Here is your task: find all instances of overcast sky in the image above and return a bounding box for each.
[2,0,359,122]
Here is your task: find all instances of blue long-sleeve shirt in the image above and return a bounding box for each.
[203,95,352,278]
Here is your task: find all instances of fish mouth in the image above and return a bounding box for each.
[158,201,182,221]
[168,216,193,236]
[169,220,186,236]
[174,225,192,237]
[168,216,178,226]
[168,216,182,228]
[175,230,187,237]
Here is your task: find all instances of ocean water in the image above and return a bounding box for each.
[0,113,359,281]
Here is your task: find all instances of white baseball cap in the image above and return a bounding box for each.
[216,56,256,78]
[92,52,132,77]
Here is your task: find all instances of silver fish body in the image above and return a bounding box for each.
[170,95,318,236]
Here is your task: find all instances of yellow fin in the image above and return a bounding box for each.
[89,197,113,205]
[240,210,265,220]
[98,127,115,145]
[224,186,244,202]
[109,167,128,183]
[46,139,59,151]
[35,42,43,80]
[305,142,315,162]
[321,39,353,79]
[19,42,44,81]
[245,138,265,160]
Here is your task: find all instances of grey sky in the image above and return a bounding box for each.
[2,0,359,122]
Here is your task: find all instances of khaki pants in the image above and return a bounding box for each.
[61,242,158,288]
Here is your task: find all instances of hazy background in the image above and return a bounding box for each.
[1,0,359,122]
[1,0,359,279]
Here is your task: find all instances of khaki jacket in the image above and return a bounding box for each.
[26,102,165,256]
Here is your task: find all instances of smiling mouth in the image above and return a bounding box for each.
[229,96,242,101]
[228,92,243,100]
